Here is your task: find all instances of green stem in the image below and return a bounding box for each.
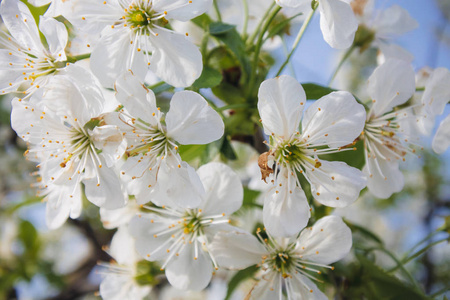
[430,286,450,297]
[213,0,222,22]
[365,247,421,292]
[328,44,356,86]
[245,2,276,45]
[387,238,449,273]
[242,0,249,39]
[66,53,91,63]
[281,36,296,77]
[246,6,282,99]
[275,7,316,77]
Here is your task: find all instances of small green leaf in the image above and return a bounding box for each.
[243,188,262,208]
[178,144,208,163]
[191,13,212,30]
[356,255,430,300]
[345,220,384,245]
[224,265,259,300]
[220,136,237,160]
[192,66,223,89]
[212,29,251,77]
[209,22,236,35]
[302,83,336,100]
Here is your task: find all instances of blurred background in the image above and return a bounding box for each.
[0,0,449,299]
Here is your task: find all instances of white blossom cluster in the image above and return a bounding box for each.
[1,0,449,298]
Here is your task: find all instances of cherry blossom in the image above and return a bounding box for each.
[257,75,366,237]
[129,162,243,290]
[362,59,417,199]
[108,71,224,208]
[11,65,127,228]
[210,215,352,300]
[0,0,69,98]
[63,0,211,88]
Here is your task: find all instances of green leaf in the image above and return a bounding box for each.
[356,255,430,300]
[178,144,208,163]
[191,13,212,30]
[212,82,246,105]
[220,136,237,160]
[224,265,259,300]
[302,83,336,100]
[209,22,236,35]
[212,29,251,76]
[192,66,223,89]
[243,188,262,208]
[266,13,303,40]
[319,139,365,169]
[345,220,384,245]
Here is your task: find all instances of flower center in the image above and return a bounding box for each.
[127,9,151,27]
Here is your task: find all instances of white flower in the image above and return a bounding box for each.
[109,71,224,208]
[10,65,127,229]
[99,226,152,300]
[362,59,418,199]
[257,75,366,237]
[64,0,211,88]
[129,162,243,291]
[351,0,418,62]
[0,0,68,98]
[210,215,352,300]
[276,0,358,49]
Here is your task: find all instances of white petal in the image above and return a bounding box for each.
[249,272,281,300]
[100,274,151,300]
[0,0,44,52]
[421,68,450,117]
[148,28,202,88]
[91,125,127,167]
[196,162,243,215]
[289,273,328,300]
[257,75,305,139]
[10,96,48,144]
[28,0,51,6]
[128,214,173,261]
[63,0,121,34]
[368,59,415,117]
[153,0,212,22]
[301,91,366,148]
[263,169,310,237]
[114,71,159,126]
[275,0,309,8]
[166,91,224,144]
[373,5,418,38]
[109,226,138,266]
[295,215,352,264]
[375,40,414,63]
[210,231,267,270]
[306,160,366,208]
[90,27,147,88]
[43,65,104,124]
[364,156,404,199]
[100,201,139,229]
[156,155,205,208]
[39,16,68,61]
[45,183,82,229]
[432,114,450,154]
[165,243,213,291]
[83,165,127,209]
[319,0,358,49]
